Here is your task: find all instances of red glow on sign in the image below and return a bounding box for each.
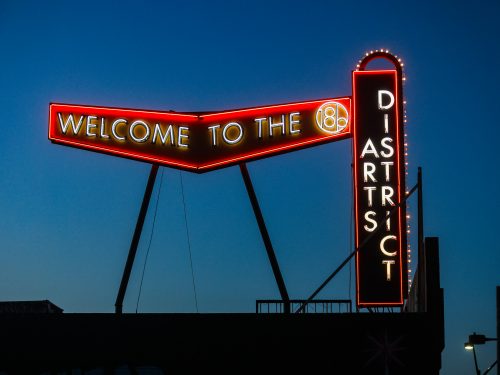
[353,69,407,307]
[49,98,351,172]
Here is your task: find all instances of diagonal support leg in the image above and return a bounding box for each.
[115,164,159,314]
[239,163,290,313]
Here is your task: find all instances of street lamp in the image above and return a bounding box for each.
[468,333,498,346]
[464,332,498,375]
[464,342,474,351]
[464,341,480,375]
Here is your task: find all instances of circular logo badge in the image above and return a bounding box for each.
[315,101,349,134]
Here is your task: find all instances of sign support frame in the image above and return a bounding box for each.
[47,50,413,312]
[115,163,159,314]
[240,163,291,313]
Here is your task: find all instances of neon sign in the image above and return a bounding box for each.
[49,51,410,309]
[49,98,351,172]
[353,69,407,307]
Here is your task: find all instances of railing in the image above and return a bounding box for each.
[256,299,352,314]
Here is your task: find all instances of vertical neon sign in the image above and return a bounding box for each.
[353,63,407,307]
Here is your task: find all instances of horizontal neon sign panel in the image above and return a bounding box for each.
[48,98,351,172]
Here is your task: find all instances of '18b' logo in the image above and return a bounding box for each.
[315,101,349,134]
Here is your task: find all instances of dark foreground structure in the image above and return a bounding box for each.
[0,238,444,374]
[0,311,441,374]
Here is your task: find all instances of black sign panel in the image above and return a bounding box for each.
[353,70,407,307]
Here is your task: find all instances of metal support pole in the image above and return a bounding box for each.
[472,346,481,375]
[115,164,159,314]
[483,360,497,375]
[417,167,426,312]
[497,286,499,375]
[240,163,290,313]
[296,182,419,313]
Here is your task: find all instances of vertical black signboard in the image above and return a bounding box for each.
[353,70,407,307]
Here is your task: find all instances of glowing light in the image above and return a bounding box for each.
[268,115,286,137]
[363,162,377,183]
[111,119,126,141]
[222,122,243,145]
[178,127,190,148]
[86,116,97,137]
[58,113,84,135]
[129,120,150,143]
[382,260,396,280]
[378,90,395,110]
[380,235,397,256]
[255,118,265,139]
[289,112,301,135]
[50,98,351,172]
[353,69,406,307]
[380,137,394,158]
[363,186,376,207]
[381,186,395,206]
[315,101,349,134]
[208,124,220,146]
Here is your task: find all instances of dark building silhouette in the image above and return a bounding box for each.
[0,300,63,314]
[0,238,444,374]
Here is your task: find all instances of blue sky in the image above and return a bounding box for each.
[1,0,499,373]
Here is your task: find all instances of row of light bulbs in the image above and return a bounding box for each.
[357,49,413,290]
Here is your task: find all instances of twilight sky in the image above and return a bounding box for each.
[1,1,499,373]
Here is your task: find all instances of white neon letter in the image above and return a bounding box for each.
[380,137,394,158]
[386,210,391,231]
[380,235,397,256]
[378,90,394,110]
[381,186,395,206]
[384,114,389,133]
[86,116,98,137]
[111,119,127,141]
[255,117,266,139]
[178,126,189,148]
[268,115,285,137]
[363,162,377,182]
[222,122,243,145]
[382,260,396,280]
[152,124,174,145]
[363,186,376,207]
[360,139,379,158]
[208,124,220,146]
[129,120,150,143]
[58,113,84,135]
[364,211,377,232]
[289,112,301,134]
[381,161,393,181]
[100,117,109,138]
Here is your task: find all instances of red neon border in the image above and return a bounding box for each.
[48,103,200,170]
[198,97,351,169]
[49,98,352,172]
[201,98,349,119]
[353,70,404,307]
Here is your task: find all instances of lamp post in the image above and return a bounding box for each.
[464,341,480,375]
[464,332,498,375]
